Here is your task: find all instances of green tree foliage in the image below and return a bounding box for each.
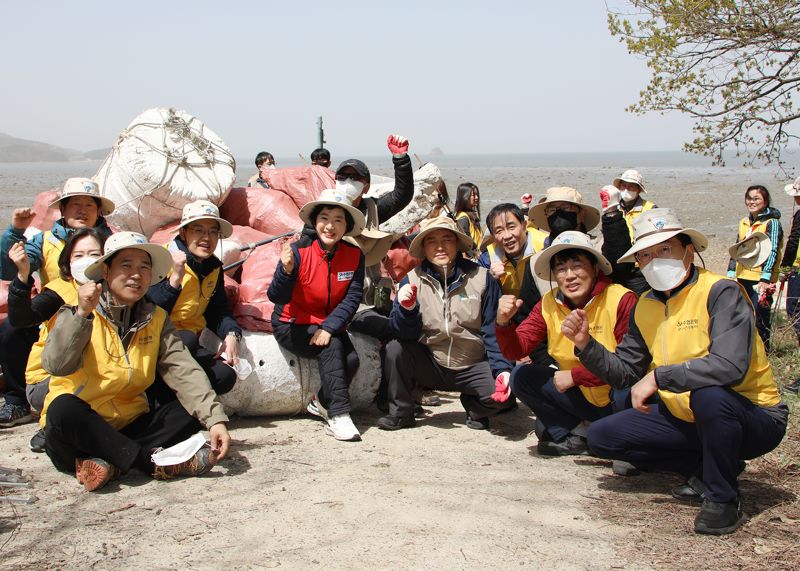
[609,1,800,165]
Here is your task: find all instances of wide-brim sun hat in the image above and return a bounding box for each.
[613,169,647,193]
[532,231,612,280]
[343,227,398,266]
[85,231,173,286]
[48,177,115,216]
[177,200,233,239]
[298,188,366,237]
[784,176,800,197]
[729,231,771,269]
[618,208,708,263]
[408,216,474,259]
[529,187,600,233]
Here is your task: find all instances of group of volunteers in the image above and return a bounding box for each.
[0,133,795,538]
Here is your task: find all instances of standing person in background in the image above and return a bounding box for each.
[726,185,783,352]
[310,148,331,168]
[528,187,601,246]
[247,151,276,188]
[779,176,800,394]
[454,182,483,258]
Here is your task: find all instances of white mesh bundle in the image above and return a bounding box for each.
[94,107,236,237]
[367,162,443,235]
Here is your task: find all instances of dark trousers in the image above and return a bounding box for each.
[147,329,237,407]
[785,272,800,339]
[510,363,623,442]
[384,339,508,420]
[272,321,359,417]
[0,320,39,406]
[739,278,772,351]
[45,394,201,476]
[587,386,786,503]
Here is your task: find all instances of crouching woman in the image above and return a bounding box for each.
[40,232,231,492]
[268,189,366,442]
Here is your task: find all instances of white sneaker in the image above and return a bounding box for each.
[324,414,361,441]
[306,396,328,420]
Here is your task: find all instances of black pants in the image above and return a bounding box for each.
[739,279,772,352]
[272,321,359,417]
[384,339,508,420]
[587,387,786,503]
[45,394,201,476]
[147,329,236,407]
[0,320,39,406]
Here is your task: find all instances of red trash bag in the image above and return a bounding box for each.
[28,190,61,234]
[219,187,302,236]
[149,221,182,245]
[261,165,334,209]
[233,240,283,332]
[0,280,9,325]
[384,238,420,282]
[223,274,240,308]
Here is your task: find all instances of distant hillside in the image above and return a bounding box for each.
[0,132,97,163]
[84,147,112,160]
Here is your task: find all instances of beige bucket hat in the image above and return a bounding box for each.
[532,231,612,280]
[177,200,233,239]
[529,187,600,233]
[48,177,115,216]
[408,216,474,259]
[729,232,771,269]
[618,208,708,263]
[85,231,173,286]
[343,227,398,266]
[298,188,366,237]
[613,169,647,193]
[784,177,800,197]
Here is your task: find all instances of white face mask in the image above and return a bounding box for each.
[70,256,99,285]
[620,189,638,203]
[640,252,689,292]
[336,179,365,203]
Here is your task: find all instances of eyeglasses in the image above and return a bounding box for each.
[634,243,673,264]
[544,204,579,217]
[553,260,589,278]
[186,225,221,238]
[745,196,764,203]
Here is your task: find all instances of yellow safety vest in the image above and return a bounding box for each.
[170,265,220,334]
[734,217,782,282]
[622,199,655,240]
[486,228,547,296]
[25,278,79,386]
[542,283,631,407]
[41,306,167,430]
[40,231,65,286]
[455,211,483,251]
[634,269,780,422]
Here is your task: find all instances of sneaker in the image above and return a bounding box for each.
[420,391,441,406]
[0,402,33,428]
[324,413,361,441]
[153,447,216,480]
[465,413,490,430]
[29,428,46,453]
[784,379,800,394]
[306,396,329,420]
[671,475,706,502]
[694,498,746,535]
[537,434,589,456]
[75,458,119,492]
[377,414,416,431]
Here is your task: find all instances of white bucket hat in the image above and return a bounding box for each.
[618,208,708,263]
[85,231,172,286]
[408,216,474,259]
[784,177,800,197]
[613,169,647,193]
[532,231,612,280]
[177,200,233,239]
[729,232,771,269]
[343,227,398,267]
[529,187,600,233]
[48,177,115,216]
[298,188,366,237]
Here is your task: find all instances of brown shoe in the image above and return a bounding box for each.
[153,447,216,480]
[75,458,119,492]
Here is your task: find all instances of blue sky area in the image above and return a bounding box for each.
[0,1,697,157]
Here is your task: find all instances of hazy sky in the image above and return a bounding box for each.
[0,1,697,158]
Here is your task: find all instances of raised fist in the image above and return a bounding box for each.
[169,249,187,288]
[489,261,507,280]
[8,241,30,281]
[561,309,590,350]
[397,283,418,310]
[387,134,409,155]
[76,281,102,318]
[496,295,522,326]
[599,185,620,213]
[11,208,35,231]
[280,241,296,274]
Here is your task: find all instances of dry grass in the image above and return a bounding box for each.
[586,314,799,570]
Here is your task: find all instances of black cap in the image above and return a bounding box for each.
[335,159,370,181]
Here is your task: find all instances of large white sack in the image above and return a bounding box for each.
[94,107,236,238]
[366,162,442,234]
[200,330,381,417]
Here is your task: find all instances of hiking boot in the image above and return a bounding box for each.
[29,428,46,453]
[75,458,120,492]
[420,391,441,407]
[671,475,706,502]
[324,413,361,441]
[784,378,800,394]
[307,396,329,420]
[694,498,746,535]
[153,447,215,480]
[377,414,416,431]
[0,402,33,428]
[537,434,589,456]
[465,413,490,430]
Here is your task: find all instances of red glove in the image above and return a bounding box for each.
[599,185,620,213]
[758,283,776,307]
[491,371,511,403]
[520,193,533,205]
[398,283,417,309]
[387,134,409,155]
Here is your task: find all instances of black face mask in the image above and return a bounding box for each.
[547,210,579,237]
